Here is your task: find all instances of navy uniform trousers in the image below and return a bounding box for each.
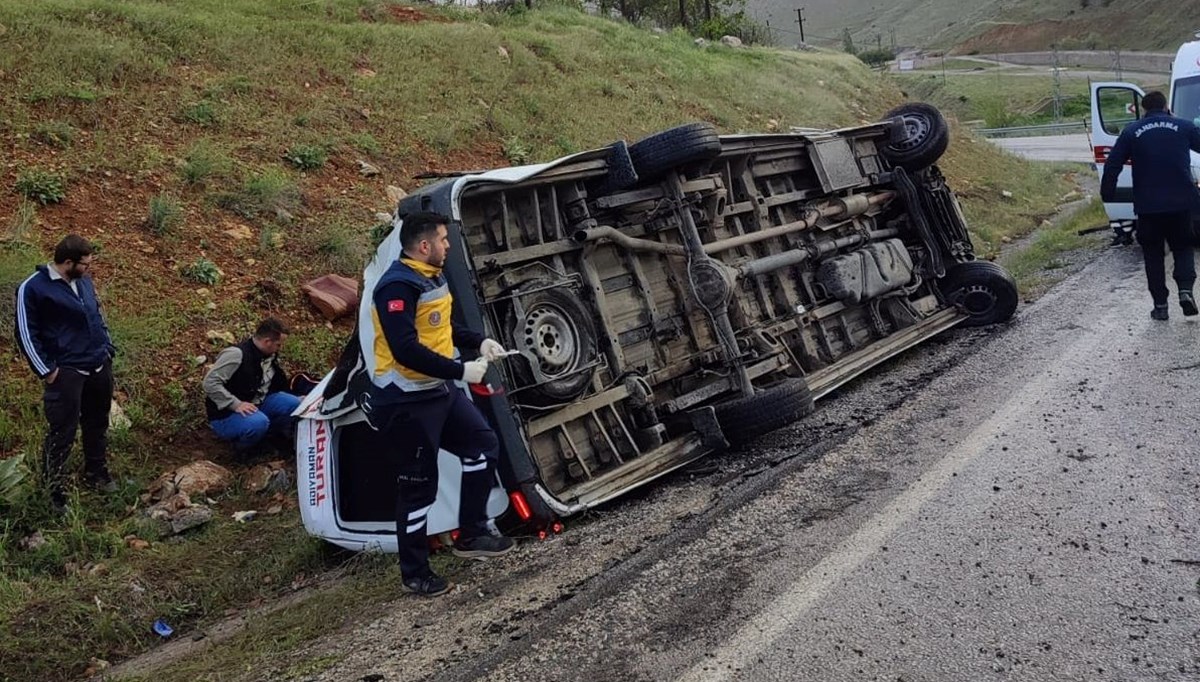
[375,387,499,580]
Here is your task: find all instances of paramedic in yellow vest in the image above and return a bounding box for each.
[363,211,514,597]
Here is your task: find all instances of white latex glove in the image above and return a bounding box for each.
[461,359,489,384]
[479,338,507,362]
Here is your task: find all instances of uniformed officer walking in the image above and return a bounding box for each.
[361,211,514,596]
[1102,90,1200,320]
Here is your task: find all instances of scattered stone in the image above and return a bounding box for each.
[355,67,377,78]
[206,330,236,346]
[385,185,407,206]
[87,562,109,576]
[223,224,253,240]
[694,38,708,47]
[651,27,666,34]
[148,460,234,500]
[497,45,509,60]
[375,212,394,224]
[232,510,259,523]
[84,657,111,677]
[205,302,217,311]
[109,401,132,430]
[19,531,47,551]
[189,355,208,368]
[245,258,257,266]
[245,460,291,494]
[169,505,214,534]
[1040,219,1053,229]
[266,504,283,515]
[125,536,151,551]
[720,35,743,47]
[358,160,382,177]
[274,207,294,224]
[767,119,780,131]
[1000,190,1014,199]
[195,288,210,296]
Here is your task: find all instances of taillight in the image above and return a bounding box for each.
[1093,146,1110,164]
[509,490,533,521]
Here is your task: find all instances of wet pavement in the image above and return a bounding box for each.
[290,245,1200,682]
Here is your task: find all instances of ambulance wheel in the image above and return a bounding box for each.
[628,122,722,183]
[939,260,1018,326]
[880,103,950,172]
[714,378,814,446]
[506,284,598,404]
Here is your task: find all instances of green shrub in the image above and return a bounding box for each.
[180,140,231,185]
[182,258,221,285]
[179,100,219,126]
[317,226,368,274]
[857,48,894,67]
[284,144,327,171]
[32,121,76,148]
[14,169,66,204]
[5,199,37,244]
[147,194,183,235]
[0,454,30,505]
[259,224,284,253]
[215,170,301,219]
[502,135,531,165]
[349,133,381,155]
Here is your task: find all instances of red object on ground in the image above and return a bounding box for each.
[302,274,360,321]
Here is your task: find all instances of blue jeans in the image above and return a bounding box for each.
[210,392,301,450]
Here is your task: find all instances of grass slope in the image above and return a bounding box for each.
[0,2,1071,679]
[748,0,1197,52]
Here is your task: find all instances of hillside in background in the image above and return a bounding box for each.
[0,1,1075,679]
[748,0,1197,53]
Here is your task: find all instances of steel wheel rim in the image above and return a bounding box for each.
[522,304,580,378]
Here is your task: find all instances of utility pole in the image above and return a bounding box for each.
[941,53,947,82]
[1052,44,1064,123]
[795,7,806,44]
[1111,47,1123,80]
[876,33,882,51]
[890,27,896,52]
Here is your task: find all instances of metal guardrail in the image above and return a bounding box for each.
[973,120,1090,138]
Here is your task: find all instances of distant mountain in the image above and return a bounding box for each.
[745,0,1198,53]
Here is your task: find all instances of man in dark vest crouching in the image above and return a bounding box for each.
[203,317,299,457]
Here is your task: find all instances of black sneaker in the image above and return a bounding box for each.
[84,469,118,493]
[1181,291,1198,317]
[50,489,68,515]
[1152,304,1170,321]
[402,572,451,597]
[452,534,515,560]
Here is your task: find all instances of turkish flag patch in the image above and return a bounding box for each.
[387,299,405,313]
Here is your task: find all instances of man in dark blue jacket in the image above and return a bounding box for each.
[15,234,118,511]
[1102,90,1200,320]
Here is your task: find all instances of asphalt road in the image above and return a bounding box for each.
[990,134,1094,164]
[282,245,1200,682]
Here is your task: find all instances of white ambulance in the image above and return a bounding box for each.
[1090,35,1200,233]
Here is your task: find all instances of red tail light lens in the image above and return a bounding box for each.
[509,491,533,521]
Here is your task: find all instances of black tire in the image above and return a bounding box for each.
[880,103,950,172]
[713,378,815,446]
[505,285,598,404]
[939,260,1018,326]
[627,122,722,183]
